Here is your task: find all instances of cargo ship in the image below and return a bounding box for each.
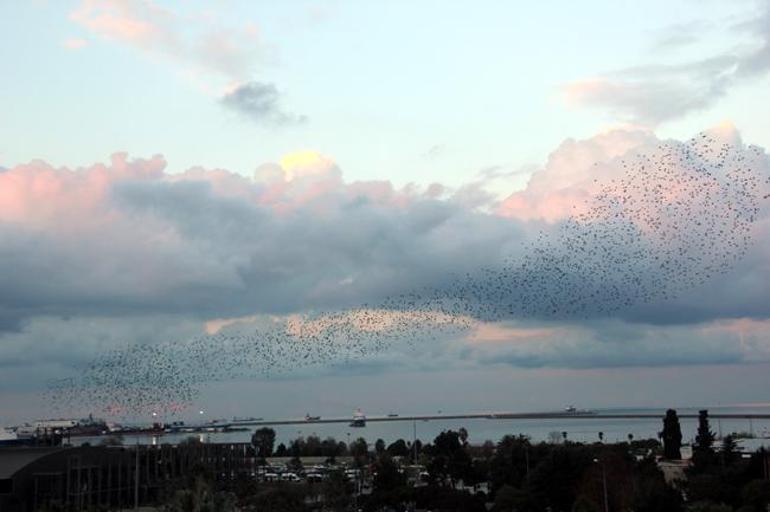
[349,409,366,427]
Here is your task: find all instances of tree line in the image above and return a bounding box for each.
[159,409,769,512]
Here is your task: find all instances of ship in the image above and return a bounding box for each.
[0,428,21,447]
[1,427,60,447]
[564,405,597,416]
[349,409,366,427]
[305,414,321,421]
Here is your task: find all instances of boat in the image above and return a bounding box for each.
[350,409,366,428]
[0,428,20,447]
[305,414,321,421]
[0,428,40,447]
[564,405,597,416]
[232,416,263,423]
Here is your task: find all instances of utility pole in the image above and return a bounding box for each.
[413,420,417,463]
[594,458,609,512]
[134,443,139,509]
[524,443,530,483]
[602,462,609,512]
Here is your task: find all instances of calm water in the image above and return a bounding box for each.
[71,406,770,448]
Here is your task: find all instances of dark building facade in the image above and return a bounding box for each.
[0,443,256,512]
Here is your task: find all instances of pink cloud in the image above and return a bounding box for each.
[71,0,176,49]
[497,128,656,221]
[495,123,759,225]
[69,0,261,80]
[0,153,165,228]
[467,323,564,344]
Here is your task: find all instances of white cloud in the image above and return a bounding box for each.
[563,3,770,126]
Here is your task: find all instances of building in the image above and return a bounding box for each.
[0,443,257,512]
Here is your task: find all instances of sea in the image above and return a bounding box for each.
[69,405,770,448]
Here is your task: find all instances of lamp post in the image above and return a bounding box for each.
[524,441,530,483]
[593,458,609,512]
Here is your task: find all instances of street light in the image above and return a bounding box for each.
[593,458,609,512]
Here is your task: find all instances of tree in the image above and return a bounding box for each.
[166,475,237,512]
[598,432,604,443]
[459,427,469,446]
[290,437,306,458]
[321,470,352,511]
[686,474,733,505]
[661,409,683,460]
[305,435,322,456]
[373,454,407,492]
[251,427,276,458]
[493,484,536,512]
[429,430,472,487]
[349,437,369,463]
[243,486,308,512]
[692,409,717,472]
[479,440,495,460]
[489,435,533,492]
[275,442,288,457]
[375,438,386,455]
[321,436,343,458]
[741,479,770,512]
[387,438,410,458]
[632,458,683,512]
[721,434,739,466]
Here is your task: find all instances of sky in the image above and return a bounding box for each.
[1,0,770,424]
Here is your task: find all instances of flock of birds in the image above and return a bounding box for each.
[47,134,770,417]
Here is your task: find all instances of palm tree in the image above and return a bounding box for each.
[166,476,236,512]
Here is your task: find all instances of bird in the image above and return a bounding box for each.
[46,132,770,418]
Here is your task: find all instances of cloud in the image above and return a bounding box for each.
[563,3,770,125]
[69,1,306,124]
[494,123,770,328]
[463,317,770,370]
[0,150,523,333]
[221,81,307,126]
[70,0,260,80]
[1,124,769,399]
[563,76,730,126]
[422,144,445,160]
[497,127,658,221]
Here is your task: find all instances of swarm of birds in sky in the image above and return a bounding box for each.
[47,133,770,417]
